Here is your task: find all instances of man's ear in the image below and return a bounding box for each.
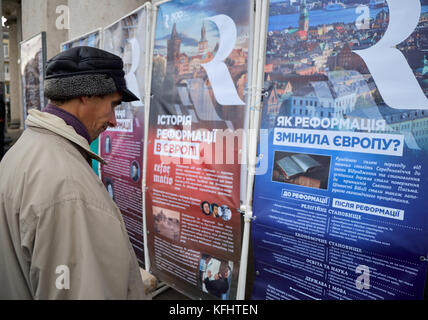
[79,96,93,105]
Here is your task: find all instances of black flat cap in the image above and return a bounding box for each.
[44,46,139,102]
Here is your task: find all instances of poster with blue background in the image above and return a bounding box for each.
[252,0,428,300]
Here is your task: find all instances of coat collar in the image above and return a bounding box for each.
[26,109,106,165]
[43,104,92,145]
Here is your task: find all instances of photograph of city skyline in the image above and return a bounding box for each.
[263,0,428,151]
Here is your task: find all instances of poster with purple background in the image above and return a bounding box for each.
[100,5,149,265]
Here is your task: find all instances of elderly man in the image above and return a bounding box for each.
[0,92,5,161]
[0,47,145,299]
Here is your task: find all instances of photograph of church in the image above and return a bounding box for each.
[151,1,250,130]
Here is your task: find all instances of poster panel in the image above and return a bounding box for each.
[100,5,149,265]
[146,0,253,299]
[20,32,47,120]
[61,29,103,176]
[61,28,102,52]
[251,0,428,300]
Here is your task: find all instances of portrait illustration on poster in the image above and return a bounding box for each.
[251,0,428,300]
[145,0,253,299]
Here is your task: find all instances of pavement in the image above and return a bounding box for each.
[151,284,190,300]
[153,288,190,300]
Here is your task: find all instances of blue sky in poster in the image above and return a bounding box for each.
[268,5,428,31]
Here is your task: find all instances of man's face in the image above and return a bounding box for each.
[80,92,122,141]
[203,203,210,214]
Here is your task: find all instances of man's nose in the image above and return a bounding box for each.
[108,111,117,127]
